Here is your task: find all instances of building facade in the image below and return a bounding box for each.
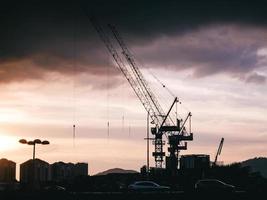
[0,158,16,182]
[180,154,210,170]
[20,159,51,183]
[51,162,88,181]
[75,162,88,176]
[51,162,75,181]
[20,159,88,183]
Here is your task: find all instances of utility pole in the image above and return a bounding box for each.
[147,111,149,173]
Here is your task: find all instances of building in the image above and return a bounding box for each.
[180,154,210,170]
[20,159,51,184]
[51,162,75,181]
[0,158,16,182]
[140,165,147,176]
[51,162,88,181]
[75,162,88,176]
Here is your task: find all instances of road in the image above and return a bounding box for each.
[0,190,264,200]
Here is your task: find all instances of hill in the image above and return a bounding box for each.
[241,157,267,178]
[95,168,139,176]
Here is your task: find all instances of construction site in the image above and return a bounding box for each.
[89,17,224,175]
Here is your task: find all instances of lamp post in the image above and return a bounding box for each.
[144,110,153,177]
[19,139,50,160]
[19,139,50,188]
[147,111,149,173]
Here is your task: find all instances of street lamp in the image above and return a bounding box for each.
[19,139,50,160]
[19,138,50,188]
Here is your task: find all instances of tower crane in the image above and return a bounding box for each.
[90,17,193,170]
[213,137,224,166]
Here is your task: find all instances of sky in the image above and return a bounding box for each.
[0,0,267,179]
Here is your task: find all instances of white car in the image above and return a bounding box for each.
[128,181,170,191]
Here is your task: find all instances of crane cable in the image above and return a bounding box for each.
[148,70,193,128]
[148,70,176,98]
[106,64,110,139]
[147,70,178,124]
[72,12,77,148]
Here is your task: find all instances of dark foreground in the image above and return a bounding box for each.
[1,191,266,200]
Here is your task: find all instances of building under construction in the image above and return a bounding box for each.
[180,154,210,170]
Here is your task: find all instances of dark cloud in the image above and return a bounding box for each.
[245,72,266,84]
[84,0,267,35]
[133,24,267,83]
[0,0,267,85]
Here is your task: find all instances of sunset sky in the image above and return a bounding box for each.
[1,1,267,179]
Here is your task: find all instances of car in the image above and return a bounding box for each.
[128,181,170,192]
[195,179,235,192]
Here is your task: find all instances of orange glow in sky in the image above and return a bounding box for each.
[0,135,18,151]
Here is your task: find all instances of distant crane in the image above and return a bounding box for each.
[90,17,193,170]
[213,137,224,166]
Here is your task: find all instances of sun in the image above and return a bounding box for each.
[0,135,18,151]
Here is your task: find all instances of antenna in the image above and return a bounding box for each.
[73,124,76,147]
[122,115,125,134]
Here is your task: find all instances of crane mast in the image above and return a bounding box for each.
[90,17,193,170]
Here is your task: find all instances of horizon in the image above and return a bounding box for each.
[2,155,265,181]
